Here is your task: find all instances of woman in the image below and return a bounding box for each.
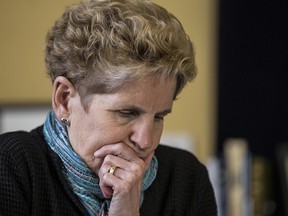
[0,0,217,215]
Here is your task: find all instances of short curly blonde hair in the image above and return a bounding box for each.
[45,0,196,107]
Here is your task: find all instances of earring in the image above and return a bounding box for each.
[61,118,70,126]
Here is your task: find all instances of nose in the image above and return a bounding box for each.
[130,119,154,150]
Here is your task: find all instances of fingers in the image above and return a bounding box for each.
[94,143,153,199]
[98,154,144,186]
[98,158,142,198]
[94,143,155,215]
[100,168,121,198]
[94,143,142,162]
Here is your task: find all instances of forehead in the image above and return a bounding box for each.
[90,76,176,111]
[119,76,176,99]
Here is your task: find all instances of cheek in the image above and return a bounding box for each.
[67,114,101,155]
[76,121,129,151]
[153,124,164,147]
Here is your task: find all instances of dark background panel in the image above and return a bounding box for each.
[217,0,288,215]
[218,0,288,157]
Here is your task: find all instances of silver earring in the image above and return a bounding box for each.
[61,118,70,126]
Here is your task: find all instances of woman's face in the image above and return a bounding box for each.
[66,76,176,172]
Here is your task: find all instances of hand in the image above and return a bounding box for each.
[94,143,154,216]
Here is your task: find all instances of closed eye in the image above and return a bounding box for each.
[154,115,164,121]
[117,109,139,118]
[154,109,171,122]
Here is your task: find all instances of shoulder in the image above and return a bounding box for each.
[0,126,44,148]
[0,129,38,148]
[0,126,52,195]
[155,144,211,190]
[142,145,218,215]
[155,144,205,171]
[0,127,46,167]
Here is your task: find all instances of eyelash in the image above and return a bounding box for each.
[155,115,164,121]
[118,110,139,118]
[117,110,165,121]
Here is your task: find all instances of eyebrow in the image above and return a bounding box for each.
[156,108,172,116]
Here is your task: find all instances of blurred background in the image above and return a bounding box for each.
[0,0,287,215]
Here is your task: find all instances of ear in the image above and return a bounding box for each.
[52,76,76,121]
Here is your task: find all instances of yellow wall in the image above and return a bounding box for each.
[0,0,80,104]
[0,0,218,162]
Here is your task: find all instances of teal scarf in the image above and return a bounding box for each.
[43,111,158,215]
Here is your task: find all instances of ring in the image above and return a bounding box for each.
[107,166,118,175]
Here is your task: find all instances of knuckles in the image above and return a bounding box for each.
[130,161,146,177]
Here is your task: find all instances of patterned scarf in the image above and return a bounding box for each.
[43,111,158,215]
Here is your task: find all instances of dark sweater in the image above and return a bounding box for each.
[0,126,217,216]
